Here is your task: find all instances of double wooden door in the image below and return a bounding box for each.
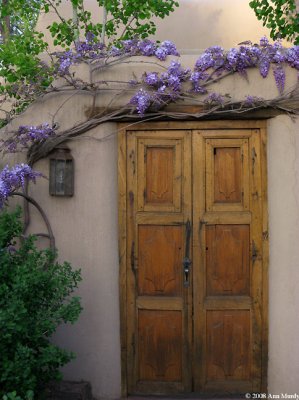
[118,121,268,396]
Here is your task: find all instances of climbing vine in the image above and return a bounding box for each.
[0,35,299,237]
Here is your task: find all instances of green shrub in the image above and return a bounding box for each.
[2,390,34,400]
[0,208,82,398]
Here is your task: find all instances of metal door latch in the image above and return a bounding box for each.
[183,219,192,287]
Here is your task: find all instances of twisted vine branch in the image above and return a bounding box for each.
[12,191,55,251]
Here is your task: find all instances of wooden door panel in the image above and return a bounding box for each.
[206,138,249,212]
[138,310,182,382]
[206,225,250,296]
[214,147,242,203]
[146,147,174,204]
[206,310,251,381]
[137,138,182,213]
[138,225,183,296]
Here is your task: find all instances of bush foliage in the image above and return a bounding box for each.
[0,208,82,398]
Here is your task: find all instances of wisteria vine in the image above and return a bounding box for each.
[1,35,299,211]
[52,35,299,115]
[0,164,42,208]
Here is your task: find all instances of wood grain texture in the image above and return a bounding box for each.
[138,225,183,296]
[125,130,192,394]
[119,121,268,396]
[146,147,174,204]
[138,310,182,382]
[214,147,242,203]
[118,121,267,131]
[206,138,249,212]
[249,129,264,392]
[206,225,250,295]
[118,129,127,397]
[193,126,264,394]
[192,131,206,391]
[137,138,182,212]
[260,128,269,393]
[206,310,250,381]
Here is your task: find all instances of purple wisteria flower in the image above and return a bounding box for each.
[55,37,179,78]
[56,50,74,75]
[160,40,180,57]
[158,85,167,93]
[1,123,57,153]
[154,47,169,61]
[204,92,226,106]
[129,89,152,114]
[137,40,157,56]
[18,123,55,142]
[162,61,190,90]
[190,71,208,93]
[226,46,260,74]
[273,65,286,94]
[195,46,225,71]
[131,60,191,113]
[144,72,160,86]
[244,95,264,107]
[260,36,269,47]
[286,46,299,69]
[259,58,271,78]
[0,164,42,208]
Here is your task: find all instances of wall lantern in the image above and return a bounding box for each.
[49,145,74,196]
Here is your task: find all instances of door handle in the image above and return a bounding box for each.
[183,219,192,287]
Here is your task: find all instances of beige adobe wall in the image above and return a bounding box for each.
[37,0,273,52]
[27,123,122,399]
[2,59,299,398]
[267,115,299,394]
[1,1,299,396]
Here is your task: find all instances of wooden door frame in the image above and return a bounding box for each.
[118,120,269,397]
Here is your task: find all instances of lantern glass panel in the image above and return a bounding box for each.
[55,160,66,195]
[65,159,74,196]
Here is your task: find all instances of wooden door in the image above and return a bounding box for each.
[118,122,268,396]
[124,129,192,394]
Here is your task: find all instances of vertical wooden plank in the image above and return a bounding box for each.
[249,129,263,392]
[205,139,213,212]
[242,139,250,211]
[126,130,138,393]
[182,130,193,392]
[260,127,269,393]
[192,130,206,391]
[118,126,127,397]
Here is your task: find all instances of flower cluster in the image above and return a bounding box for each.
[128,37,299,114]
[0,164,42,208]
[55,35,179,75]
[130,61,190,114]
[204,92,226,106]
[244,95,264,107]
[1,123,56,153]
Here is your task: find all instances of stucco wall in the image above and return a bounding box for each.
[1,1,299,397]
[267,115,299,394]
[37,0,274,52]
[2,69,299,399]
[27,124,121,399]
[22,112,299,399]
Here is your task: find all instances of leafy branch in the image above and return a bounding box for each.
[249,0,299,44]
